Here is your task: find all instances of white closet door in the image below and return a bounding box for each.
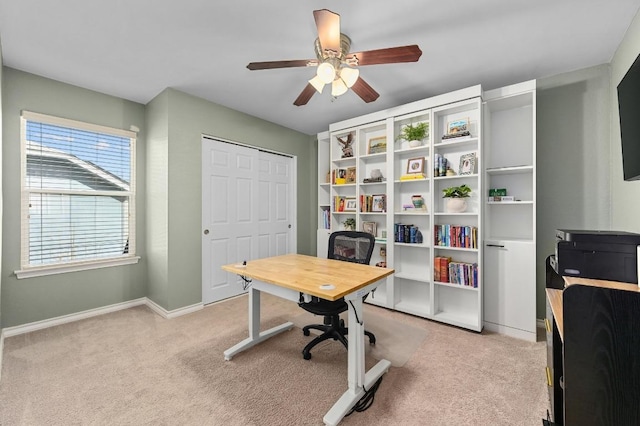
[257,151,294,258]
[202,138,295,304]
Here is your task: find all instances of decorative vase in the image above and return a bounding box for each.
[409,139,422,148]
[411,195,425,209]
[445,198,467,213]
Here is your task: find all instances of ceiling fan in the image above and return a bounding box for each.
[246,9,422,106]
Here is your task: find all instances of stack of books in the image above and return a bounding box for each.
[399,174,426,181]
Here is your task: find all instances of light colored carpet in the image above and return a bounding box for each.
[0,293,549,425]
[291,309,427,367]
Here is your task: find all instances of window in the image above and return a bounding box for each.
[17,111,138,278]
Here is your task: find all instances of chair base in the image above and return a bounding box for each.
[301,315,376,360]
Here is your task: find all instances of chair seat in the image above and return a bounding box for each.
[299,298,347,316]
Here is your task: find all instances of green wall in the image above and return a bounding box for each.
[1,68,147,327]
[145,90,170,310]
[535,64,611,318]
[146,88,313,311]
[0,41,4,330]
[611,11,640,232]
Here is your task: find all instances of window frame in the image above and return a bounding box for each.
[15,111,139,279]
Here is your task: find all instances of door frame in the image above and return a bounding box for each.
[201,134,297,304]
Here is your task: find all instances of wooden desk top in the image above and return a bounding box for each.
[546,288,564,341]
[221,253,395,301]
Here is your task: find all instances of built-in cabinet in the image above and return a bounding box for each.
[315,81,536,335]
[483,81,537,341]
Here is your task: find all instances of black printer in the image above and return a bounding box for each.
[555,229,640,283]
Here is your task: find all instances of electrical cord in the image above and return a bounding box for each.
[344,298,382,415]
[240,275,252,290]
[345,375,384,416]
[348,300,362,325]
[239,260,252,290]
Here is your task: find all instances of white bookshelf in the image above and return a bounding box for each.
[482,80,537,341]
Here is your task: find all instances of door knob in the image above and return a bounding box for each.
[204,229,209,235]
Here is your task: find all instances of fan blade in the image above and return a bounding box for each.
[247,59,316,70]
[293,83,317,106]
[347,45,422,66]
[314,9,341,55]
[351,77,379,103]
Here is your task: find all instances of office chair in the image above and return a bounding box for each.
[299,230,377,360]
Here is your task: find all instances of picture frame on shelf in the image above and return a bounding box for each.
[344,197,357,212]
[447,118,469,135]
[367,136,387,154]
[406,157,425,174]
[372,194,386,212]
[345,166,357,184]
[459,152,477,175]
[362,221,377,237]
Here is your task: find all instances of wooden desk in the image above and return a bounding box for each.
[546,277,640,425]
[222,254,395,426]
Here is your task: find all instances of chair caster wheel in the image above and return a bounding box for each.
[303,351,311,360]
[303,329,310,336]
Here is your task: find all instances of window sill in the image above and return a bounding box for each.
[14,256,141,279]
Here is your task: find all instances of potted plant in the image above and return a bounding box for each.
[397,122,429,148]
[442,184,471,213]
[343,218,356,230]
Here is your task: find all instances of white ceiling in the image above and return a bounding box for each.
[1,1,639,135]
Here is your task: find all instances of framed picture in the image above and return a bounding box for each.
[362,221,377,236]
[447,118,469,135]
[367,136,387,154]
[345,166,357,184]
[344,197,357,212]
[459,152,477,175]
[406,157,425,174]
[372,194,386,212]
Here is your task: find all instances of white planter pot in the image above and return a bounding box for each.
[445,198,467,213]
[409,139,422,148]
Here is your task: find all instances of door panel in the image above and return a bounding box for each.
[203,141,259,304]
[202,138,295,304]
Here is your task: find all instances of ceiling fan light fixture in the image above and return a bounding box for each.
[340,66,359,88]
[308,75,325,94]
[317,62,336,84]
[331,78,348,97]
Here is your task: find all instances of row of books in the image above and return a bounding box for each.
[433,153,450,177]
[394,223,424,243]
[434,256,478,287]
[321,209,330,229]
[434,225,477,248]
[360,194,386,212]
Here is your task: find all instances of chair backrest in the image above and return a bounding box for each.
[328,231,375,265]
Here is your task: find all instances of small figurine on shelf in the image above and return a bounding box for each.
[375,246,387,268]
[337,133,354,158]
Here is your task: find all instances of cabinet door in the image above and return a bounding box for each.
[484,240,536,336]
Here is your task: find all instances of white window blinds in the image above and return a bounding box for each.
[20,111,136,270]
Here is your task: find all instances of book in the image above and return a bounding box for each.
[400,174,426,181]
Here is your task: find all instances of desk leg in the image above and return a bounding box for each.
[223,287,294,361]
[323,296,391,426]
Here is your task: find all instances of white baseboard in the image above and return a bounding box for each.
[145,298,203,319]
[1,297,204,339]
[0,330,5,383]
[483,321,538,342]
